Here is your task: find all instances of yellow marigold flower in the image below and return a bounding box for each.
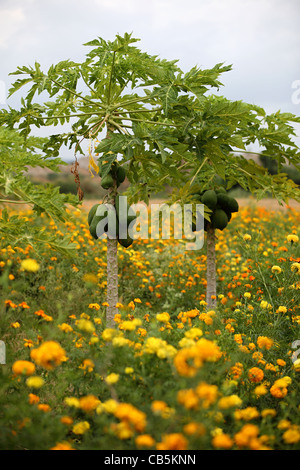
[291,262,300,274]
[105,373,119,385]
[276,306,287,314]
[218,394,242,410]
[30,341,68,370]
[243,234,252,241]
[88,303,101,310]
[79,359,95,372]
[248,367,264,383]
[156,433,188,450]
[100,399,119,414]
[11,322,21,328]
[76,318,95,333]
[112,336,131,347]
[184,327,203,339]
[156,312,170,323]
[253,385,268,397]
[244,292,251,299]
[26,376,45,388]
[124,367,134,374]
[271,265,282,274]
[135,434,155,448]
[293,358,300,371]
[72,421,90,435]
[282,427,300,444]
[261,409,276,418]
[12,360,36,376]
[234,407,260,421]
[102,328,120,342]
[119,320,136,331]
[64,397,80,408]
[287,234,299,243]
[83,273,98,285]
[20,258,40,272]
[260,300,272,309]
[58,323,73,333]
[212,432,233,449]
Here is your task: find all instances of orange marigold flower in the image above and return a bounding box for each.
[248,367,264,383]
[50,442,75,450]
[30,341,68,370]
[212,433,233,449]
[12,360,36,376]
[257,336,273,350]
[156,433,188,450]
[135,434,155,448]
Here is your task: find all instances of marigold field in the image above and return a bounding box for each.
[0,203,300,450]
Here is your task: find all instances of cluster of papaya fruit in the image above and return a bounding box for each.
[196,187,239,231]
[99,161,126,190]
[87,195,136,248]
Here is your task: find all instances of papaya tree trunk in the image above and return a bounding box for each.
[106,235,119,327]
[206,224,217,308]
[105,124,119,327]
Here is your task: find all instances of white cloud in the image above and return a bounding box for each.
[0,7,25,48]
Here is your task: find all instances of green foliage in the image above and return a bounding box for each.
[2,32,299,208]
[0,128,79,255]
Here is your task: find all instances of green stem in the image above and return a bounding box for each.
[190,157,209,186]
[0,199,27,204]
[107,51,116,106]
[48,77,104,109]
[117,107,162,115]
[39,112,100,120]
[112,115,178,128]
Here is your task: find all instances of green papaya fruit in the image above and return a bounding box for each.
[215,187,227,194]
[88,203,100,226]
[118,235,133,248]
[89,215,108,239]
[201,190,217,210]
[116,166,126,186]
[217,193,239,213]
[101,173,114,190]
[211,209,228,230]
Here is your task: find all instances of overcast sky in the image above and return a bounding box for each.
[1,0,300,159]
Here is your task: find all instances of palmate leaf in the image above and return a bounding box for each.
[0,171,79,223]
[0,209,77,256]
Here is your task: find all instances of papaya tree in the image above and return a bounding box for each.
[165,92,300,306]
[0,33,198,325]
[2,32,300,317]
